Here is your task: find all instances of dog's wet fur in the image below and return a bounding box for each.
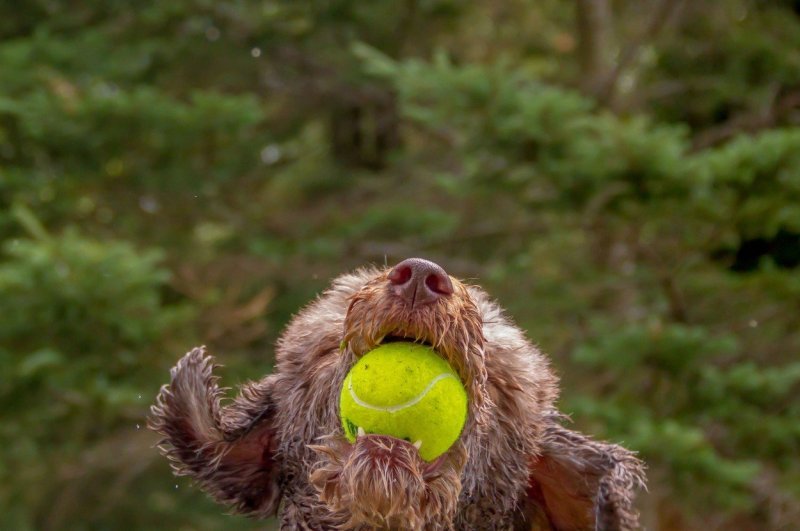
[150,263,646,530]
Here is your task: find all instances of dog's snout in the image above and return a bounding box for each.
[388,258,453,307]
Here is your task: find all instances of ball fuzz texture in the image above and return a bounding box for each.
[340,342,468,462]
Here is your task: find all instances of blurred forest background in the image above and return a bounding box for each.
[1,1,799,529]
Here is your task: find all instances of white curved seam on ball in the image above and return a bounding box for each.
[347,373,457,413]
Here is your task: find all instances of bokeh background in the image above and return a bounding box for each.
[1,1,799,529]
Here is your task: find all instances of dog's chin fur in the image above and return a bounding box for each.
[150,264,646,530]
[304,269,483,529]
[309,435,467,530]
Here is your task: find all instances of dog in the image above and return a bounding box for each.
[150,258,645,529]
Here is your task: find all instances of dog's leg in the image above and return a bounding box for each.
[523,413,646,530]
[149,347,281,517]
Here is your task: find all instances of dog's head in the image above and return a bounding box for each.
[343,257,490,419]
[309,258,489,528]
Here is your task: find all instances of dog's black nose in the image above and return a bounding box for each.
[388,258,453,307]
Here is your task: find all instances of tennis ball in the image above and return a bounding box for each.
[340,342,468,462]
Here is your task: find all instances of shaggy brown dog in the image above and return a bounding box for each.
[150,258,645,530]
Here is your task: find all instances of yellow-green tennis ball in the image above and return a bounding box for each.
[340,342,468,462]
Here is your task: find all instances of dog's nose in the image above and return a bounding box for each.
[388,258,453,307]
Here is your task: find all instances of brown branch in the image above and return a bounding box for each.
[595,0,686,105]
[576,0,614,94]
[394,0,420,57]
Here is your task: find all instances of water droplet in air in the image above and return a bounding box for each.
[139,196,160,214]
[251,47,261,58]
[749,320,758,328]
[136,424,140,429]
[260,144,281,165]
[175,484,179,489]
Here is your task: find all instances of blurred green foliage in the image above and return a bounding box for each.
[1,1,799,529]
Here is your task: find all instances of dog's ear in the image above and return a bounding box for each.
[149,347,281,517]
[522,415,646,531]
